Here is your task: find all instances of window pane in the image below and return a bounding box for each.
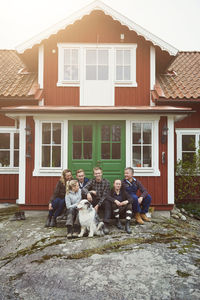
[83,143,92,159]
[132,146,141,167]
[98,50,108,65]
[132,123,141,144]
[73,126,82,141]
[83,126,92,141]
[53,123,61,144]
[116,66,123,80]
[73,143,82,159]
[124,66,130,80]
[42,146,50,167]
[116,50,123,65]
[71,66,78,80]
[0,133,10,149]
[143,146,152,167]
[52,146,61,167]
[64,65,71,80]
[86,50,96,64]
[182,135,195,151]
[0,151,10,167]
[42,123,51,144]
[101,143,110,159]
[71,49,78,64]
[64,49,70,65]
[143,123,152,144]
[98,66,108,80]
[101,125,110,141]
[112,143,120,159]
[14,150,19,167]
[124,50,131,65]
[112,125,121,141]
[14,133,19,149]
[182,152,195,164]
[86,66,96,80]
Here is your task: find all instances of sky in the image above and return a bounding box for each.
[0,0,199,51]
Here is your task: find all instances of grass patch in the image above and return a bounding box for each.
[176,270,190,277]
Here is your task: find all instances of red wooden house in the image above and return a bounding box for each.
[0,1,199,211]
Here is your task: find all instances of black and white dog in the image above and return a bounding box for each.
[77,199,104,237]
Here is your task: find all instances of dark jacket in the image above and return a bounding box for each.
[122,177,148,199]
[107,188,133,204]
[78,177,89,189]
[50,180,66,203]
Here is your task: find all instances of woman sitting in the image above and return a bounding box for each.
[65,180,82,238]
[45,169,72,227]
[108,179,133,234]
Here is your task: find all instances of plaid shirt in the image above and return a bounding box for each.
[82,178,110,206]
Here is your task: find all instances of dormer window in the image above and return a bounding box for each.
[63,48,79,81]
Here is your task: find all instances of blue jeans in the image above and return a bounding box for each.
[49,197,65,219]
[131,194,152,214]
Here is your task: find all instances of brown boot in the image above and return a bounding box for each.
[140,213,151,222]
[135,213,144,225]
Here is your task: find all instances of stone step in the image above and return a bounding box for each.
[0,203,19,217]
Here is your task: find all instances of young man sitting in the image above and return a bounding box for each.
[76,169,89,189]
[107,179,133,234]
[122,167,152,225]
[82,167,111,234]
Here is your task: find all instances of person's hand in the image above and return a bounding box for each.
[49,203,53,210]
[90,190,96,195]
[121,200,129,206]
[138,197,143,204]
[114,200,121,207]
[87,193,93,202]
[94,204,99,212]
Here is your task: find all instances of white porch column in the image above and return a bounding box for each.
[168,116,174,204]
[126,120,131,167]
[16,116,26,204]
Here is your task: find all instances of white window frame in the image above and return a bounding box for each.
[176,129,200,162]
[126,118,160,176]
[57,43,137,88]
[0,127,19,174]
[33,118,68,176]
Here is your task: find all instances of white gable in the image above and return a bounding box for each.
[16,0,178,56]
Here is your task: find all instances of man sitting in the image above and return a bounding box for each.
[107,179,133,234]
[76,169,89,189]
[82,167,111,234]
[122,167,152,225]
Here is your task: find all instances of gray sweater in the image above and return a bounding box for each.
[65,189,82,209]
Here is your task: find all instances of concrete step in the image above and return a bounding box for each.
[0,203,19,218]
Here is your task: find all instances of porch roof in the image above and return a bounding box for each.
[0,105,193,115]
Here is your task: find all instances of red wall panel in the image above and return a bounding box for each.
[0,174,18,201]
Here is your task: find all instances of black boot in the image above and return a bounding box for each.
[116,218,123,230]
[103,223,109,235]
[10,212,21,221]
[125,220,132,234]
[72,225,80,238]
[50,216,57,227]
[45,215,52,227]
[20,211,26,220]
[67,225,73,238]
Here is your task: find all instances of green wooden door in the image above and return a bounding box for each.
[68,121,125,183]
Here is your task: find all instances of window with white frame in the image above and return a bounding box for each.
[0,130,19,169]
[86,49,108,80]
[176,129,200,163]
[131,122,153,168]
[57,43,137,88]
[41,122,62,168]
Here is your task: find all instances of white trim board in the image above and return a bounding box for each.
[167,116,174,204]
[16,0,178,56]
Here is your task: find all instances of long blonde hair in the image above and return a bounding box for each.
[66,180,78,194]
[60,169,72,185]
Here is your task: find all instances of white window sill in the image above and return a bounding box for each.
[115,82,138,87]
[133,168,160,176]
[57,81,80,87]
[0,168,19,174]
[33,168,62,177]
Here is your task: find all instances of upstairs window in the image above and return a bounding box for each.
[116,49,131,81]
[0,130,19,169]
[63,48,79,81]
[86,49,108,80]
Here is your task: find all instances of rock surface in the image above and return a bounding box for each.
[0,211,199,300]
